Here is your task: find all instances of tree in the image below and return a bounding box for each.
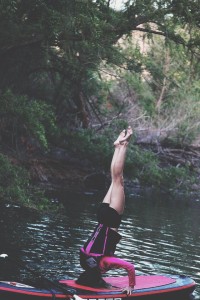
[0,0,200,204]
[0,0,200,135]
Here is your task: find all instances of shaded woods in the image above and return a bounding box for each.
[0,0,200,209]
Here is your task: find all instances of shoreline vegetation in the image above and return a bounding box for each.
[1,126,200,211]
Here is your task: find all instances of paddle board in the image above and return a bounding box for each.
[0,274,196,299]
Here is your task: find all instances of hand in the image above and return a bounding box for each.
[121,286,134,295]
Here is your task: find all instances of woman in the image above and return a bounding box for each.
[76,126,135,295]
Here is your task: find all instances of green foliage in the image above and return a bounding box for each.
[61,125,194,192]
[125,145,194,191]
[170,88,200,145]
[0,153,29,203]
[0,90,56,149]
[63,127,112,168]
[29,187,62,212]
[62,119,128,166]
[124,73,156,115]
[0,153,61,210]
[0,0,199,131]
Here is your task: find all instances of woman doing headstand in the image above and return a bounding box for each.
[76,126,135,295]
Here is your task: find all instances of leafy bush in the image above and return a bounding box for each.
[0,90,56,149]
[125,145,194,191]
[61,125,194,192]
[62,120,129,167]
[0,153,61,210]
[0,154,29,204]
[123,71,156,116]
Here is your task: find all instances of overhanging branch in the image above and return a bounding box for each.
[135,26,186,46]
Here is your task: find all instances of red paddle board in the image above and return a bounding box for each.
[0,274,196,299]
[60,274,196,298]
[62,275,176,291]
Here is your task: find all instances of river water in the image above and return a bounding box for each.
[0,189,199,299]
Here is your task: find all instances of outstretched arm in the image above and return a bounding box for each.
[99,256,135,294]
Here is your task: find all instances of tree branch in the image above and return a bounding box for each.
[135,26,186,46]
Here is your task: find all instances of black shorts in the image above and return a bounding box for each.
[97,203,122,228]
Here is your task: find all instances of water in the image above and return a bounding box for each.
[0,190,199,299]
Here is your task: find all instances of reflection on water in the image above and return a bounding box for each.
[0,190,199,299]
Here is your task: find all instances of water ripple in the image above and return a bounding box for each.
[1,195,199,299]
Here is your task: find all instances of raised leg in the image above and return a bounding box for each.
[102,126,133,216]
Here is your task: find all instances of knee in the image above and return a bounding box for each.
[112,174,124,186]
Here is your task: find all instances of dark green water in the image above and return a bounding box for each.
[0,190,199,299]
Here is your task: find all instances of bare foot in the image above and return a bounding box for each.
[125,126,133,143]
[114,129,126,146]
[114,126,133,146]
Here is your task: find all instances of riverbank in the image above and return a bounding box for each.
[24,142,200,195]
[1,139,200,211]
